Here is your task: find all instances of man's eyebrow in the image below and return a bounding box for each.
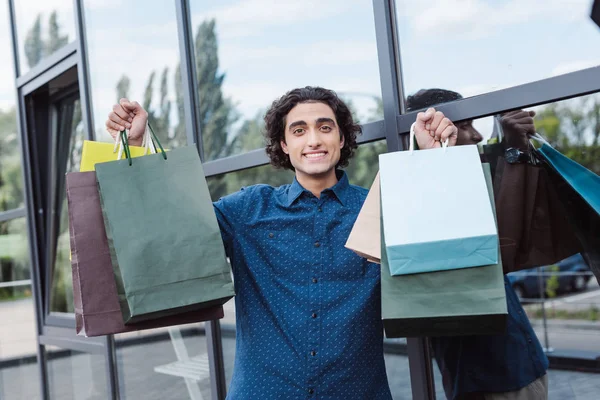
[288,120,307,130]
[316,117,336,126]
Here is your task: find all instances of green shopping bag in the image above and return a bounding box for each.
[95,129,234,323]
[381,164,507,338]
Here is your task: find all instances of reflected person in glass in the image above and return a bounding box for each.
[106,86,457,399]
[407,89,549,400]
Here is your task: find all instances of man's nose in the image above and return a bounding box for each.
[306,128,322,146]
[472,129,484,143]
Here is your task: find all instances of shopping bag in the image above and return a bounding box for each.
[379,128,498,276]
[95,129,235,324]
[344,172,381,263]
[381,164,507,338]
[80,123,158,172]
[533,133,600,214]
[531,136,600,284]
[494,157,582,274]
[67,171,224,337]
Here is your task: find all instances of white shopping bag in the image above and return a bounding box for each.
[379,124,498,276]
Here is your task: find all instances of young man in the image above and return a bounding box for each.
[106,86,457,399]
[407,89,549,400]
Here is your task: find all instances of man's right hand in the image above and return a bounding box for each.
[105,98,148,146]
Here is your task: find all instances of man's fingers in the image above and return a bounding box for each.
[440,125,457,143]
[112,104,133,124]
[106,119,126,133]
[434,117,453,138]
[509,116,535,125]
[108,111,131,129]
[430,112,445,139]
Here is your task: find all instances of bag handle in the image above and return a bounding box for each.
[119,123,167,166]
[531,132,551,147]
[409,122,449,154]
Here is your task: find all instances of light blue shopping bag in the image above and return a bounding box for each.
[533,133,600,215]
[379,128,498,276]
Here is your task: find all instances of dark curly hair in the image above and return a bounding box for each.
[264,86,361,170]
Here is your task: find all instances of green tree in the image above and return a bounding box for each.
[24,15,44,68]
[46,11,68,54]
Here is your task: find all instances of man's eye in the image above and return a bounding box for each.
[294,128,305,134]
[321,126,332,132]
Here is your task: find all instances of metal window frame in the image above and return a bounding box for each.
[0,208,26,222]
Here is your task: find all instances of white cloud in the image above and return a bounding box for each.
[399,0,591,39]
[192,0,359,39]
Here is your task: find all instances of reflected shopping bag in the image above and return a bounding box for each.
[379,128,498,276]
[66,171,224,337]
[95,129,235,324]
[494,158,582,274]
[531,135,600,284]
[381,164,507,338]
[533,133,600,214]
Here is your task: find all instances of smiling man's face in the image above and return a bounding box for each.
[281,102,344,183]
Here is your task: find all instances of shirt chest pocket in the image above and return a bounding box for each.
[248,227,312,277]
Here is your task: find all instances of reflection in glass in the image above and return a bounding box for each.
[207,164,294,201]
[0,275,40,400]
[14,0,75,74]
[396,0,600,106]
[49,98,84,313]
[84,0,187,149]
[46,347,108,400]
[0,218,30,298]
[0,5,23,212]
[190,0,383,161]
[344,140,387,189]
[115,325,209,399]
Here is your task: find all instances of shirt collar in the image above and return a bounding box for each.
[285,170,350,207]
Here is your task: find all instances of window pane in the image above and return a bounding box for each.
[84,0,187,149]
[49,98,84,313]
[190,0,383,161]
[0,5,23,212]
[14,0,75,74]
[207,165,294,201]
[396,0,600,107]
[115,325,211,399]
[0,218,39,400]
[46,347,108,400]
[344,140,387,189]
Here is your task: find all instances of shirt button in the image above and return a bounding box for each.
[314,242,320,248]
[308,389,314,395]
[268,232,274,238]
[317,207,322,212]
[312,278,318,284]
[312,313,317,319]
[527,337,532,343]
[311,350,316,356]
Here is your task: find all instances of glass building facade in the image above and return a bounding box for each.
[1,0,599,399]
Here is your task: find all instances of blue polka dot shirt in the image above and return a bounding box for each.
[214,171,392,399]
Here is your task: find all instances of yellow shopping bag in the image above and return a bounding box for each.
[80,141,157,172]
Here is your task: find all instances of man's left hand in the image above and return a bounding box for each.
[414,108,458,149]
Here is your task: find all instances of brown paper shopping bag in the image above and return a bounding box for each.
[345,172,381,263]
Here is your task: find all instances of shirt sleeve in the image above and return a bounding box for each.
[213,187,248,258]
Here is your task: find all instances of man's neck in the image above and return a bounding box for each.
[296,170,339,199]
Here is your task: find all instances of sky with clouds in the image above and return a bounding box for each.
[1,0,600,142]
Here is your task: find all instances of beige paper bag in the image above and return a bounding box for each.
[345,172,381,263]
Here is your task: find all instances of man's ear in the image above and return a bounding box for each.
[340,133,345,149]
[281,139,289,154]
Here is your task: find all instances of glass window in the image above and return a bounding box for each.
[46,347,108,400]
[84,0,187,149]
[14,0,75,74]
[115,325,211,399]
[0,5,23,212]
[396,0,600,108]
[207,164,294,201]
[344,140,387,189]
[0,218,40,400]
[190,0,383,161]
[49,98,84,313]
